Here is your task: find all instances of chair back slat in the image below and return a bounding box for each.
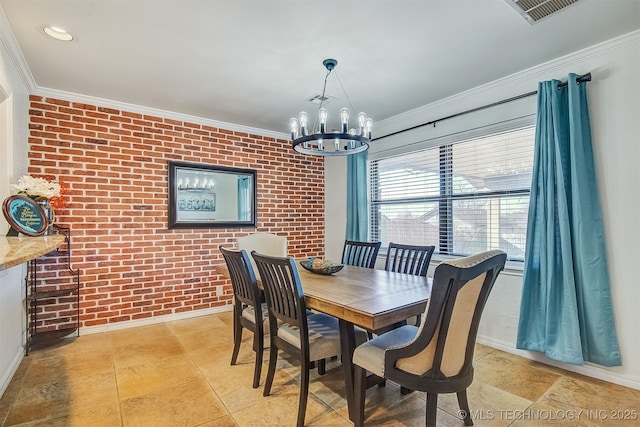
[342,240,381,269]
[220,246,261,309]
[384,243,435,276]
[252,251,306,331]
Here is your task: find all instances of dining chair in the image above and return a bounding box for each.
[219,245,267,389]
[341,240,381,269]
[375,243,437,390]
[352,250,507,426]
[251,251,368,427]
[384,242,436,277]
[237,232,288,272]
[383,242,436,335]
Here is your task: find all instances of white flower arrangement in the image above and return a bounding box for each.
[12,175,61,201]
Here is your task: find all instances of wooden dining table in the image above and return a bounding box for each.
[216,261,432,421]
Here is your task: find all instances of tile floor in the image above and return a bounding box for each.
[1,311,638,426]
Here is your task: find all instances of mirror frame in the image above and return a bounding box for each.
[168,161,257,229]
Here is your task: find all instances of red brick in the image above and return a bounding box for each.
[27,96,325,328]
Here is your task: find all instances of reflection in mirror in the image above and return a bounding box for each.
[168,161,257,228]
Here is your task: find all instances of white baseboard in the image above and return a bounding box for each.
[476,335,640,391]
[0,348,24,399]
[80,306,233,335]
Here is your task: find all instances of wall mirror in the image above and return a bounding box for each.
[168,161,257,229]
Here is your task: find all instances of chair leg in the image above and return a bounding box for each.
[456,390,474,426]
[231,317,243,366]
[425,392,438,427]
[353,365,367,427]
[252,332,263,389]
[400,386,413,395]
[263,340,278,397]
[297,360,310,427]
[317,358,326,375]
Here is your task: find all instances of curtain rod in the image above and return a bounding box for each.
[373,72,592,142]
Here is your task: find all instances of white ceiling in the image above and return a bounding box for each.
[1,0,639,137]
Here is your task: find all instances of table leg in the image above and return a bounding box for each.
[338,318,357,422]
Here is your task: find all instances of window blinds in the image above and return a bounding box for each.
[369,126,535,260]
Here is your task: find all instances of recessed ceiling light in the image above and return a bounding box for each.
[43,26,73,41]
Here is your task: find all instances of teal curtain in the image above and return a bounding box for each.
[346,151,368,241]
[516,74,621,366]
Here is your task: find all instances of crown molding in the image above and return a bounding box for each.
[374,29,640,139]
[32,86,289,140]
[0,6,36,92]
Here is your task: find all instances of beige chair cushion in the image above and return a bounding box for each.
[278,313,368,362]
[438,272,485,376]
[242,303,270,333]
[353,325,418,377]
[396,271,487,376]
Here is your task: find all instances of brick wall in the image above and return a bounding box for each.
[27,95,325,328]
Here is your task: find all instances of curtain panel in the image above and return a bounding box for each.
[516,74,621,366]
[346,151,369,241]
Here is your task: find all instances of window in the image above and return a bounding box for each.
[369,126,534,261]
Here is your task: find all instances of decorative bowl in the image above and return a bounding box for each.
[299,261,344,275]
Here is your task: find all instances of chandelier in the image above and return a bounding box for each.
[290,59,372,156]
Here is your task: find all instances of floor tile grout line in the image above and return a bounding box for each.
[0,359,32,427]
[107,331,126,427]
[3,312,639,426]
[170,322,241,425]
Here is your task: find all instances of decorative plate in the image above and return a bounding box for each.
[2,195,49,236]
[299,261,344,275]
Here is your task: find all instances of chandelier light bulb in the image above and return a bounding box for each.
[349,129,357,149]
[289,117,299,139]
[366,118,373,139]
[357,112,367,133]
[340,108,350,133]
[299,111,308,136]
[318,108,328,133]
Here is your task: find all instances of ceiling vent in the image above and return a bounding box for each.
[306,94,335,104]
[505,0,583,24]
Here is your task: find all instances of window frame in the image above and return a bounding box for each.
[368,116,536,267]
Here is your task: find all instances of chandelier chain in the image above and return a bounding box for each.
[314,68,333,133]
[334,70,358,120]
